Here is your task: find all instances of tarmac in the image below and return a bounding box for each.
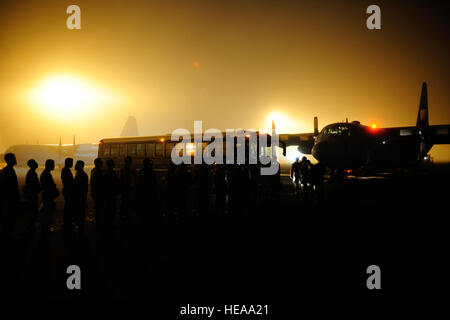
[1,164,449,299]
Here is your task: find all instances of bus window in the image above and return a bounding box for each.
[103,144,111,157]
[128,143,137,157]
[165,142,175,158]
[137,143,145,157]
[120,144,127,157]
[155,143,164,157]
[110,144,119,157]
[146,143,155,157]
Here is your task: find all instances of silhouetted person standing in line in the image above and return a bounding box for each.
[0,165,2,234]
[136,158,158,223]
[248,164,259,212]
[213,165,226,215]
[23,159,41,229]
[91,158,104,229]
[198,164,210,216]
[300,156,310,200]
[193,164,209,216]
[0,167,2,233]
[270,160,281,203]
[61,157,74,232]
[103,159,119,229]
[228,164,243,216]
[164,162,177,216]
[0,153,20,235]
[74,161,88,233]
[174,163,190,216]
[311,162,325,204]
[120,156,135,222]
[40,159,59,239]
[192,164,201,215]
[291,157,301,195]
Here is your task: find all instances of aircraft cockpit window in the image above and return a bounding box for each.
[324,126,350,136]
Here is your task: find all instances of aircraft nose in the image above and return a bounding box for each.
[312,142,322,161]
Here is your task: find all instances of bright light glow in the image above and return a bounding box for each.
[265,110,307,134]
[285,146,303,163]
[185,142,196,156]
[371,123,377,129]
[186,143,195,150]
[27,74,118,120]
[267,111,288,131]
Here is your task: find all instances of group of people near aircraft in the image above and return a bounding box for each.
[290,156,325,203]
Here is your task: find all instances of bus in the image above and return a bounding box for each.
[98,132,282,171]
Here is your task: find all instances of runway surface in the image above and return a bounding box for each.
[1,165,449,299]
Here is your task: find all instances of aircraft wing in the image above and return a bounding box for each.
[280,133,315,146]
[279,133,316,154]
[429,124,450,144]
[278,116,319,154]
[376,124,450,145]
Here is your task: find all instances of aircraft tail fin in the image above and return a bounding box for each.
[121,116,139,137]
[314,116,319,136]
[416,82,433,160]
[416,82,429,129]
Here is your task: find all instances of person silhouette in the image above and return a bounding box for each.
[61,157,74,232]
[40,159,59,238]
[271,160,281,200]
[300,156,310,200]
[0,153,20,235]
[73,160,88,233]
[192,164,209,216]
[311,161,325,204]
[174,163,190,216]
[164,162,177,216]
[23,159,41,229]
[213,165,226,215]
[136,158,158,223]
[120,156,135,222]
[228,164,243,216]
[291,157,302,195]
[91,158,104,229]
[198,164,210,216]
[240,165,251,215]
[247,164,259,213]
[103,159,119,229]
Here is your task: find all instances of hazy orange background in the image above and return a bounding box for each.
[0,0,449,160]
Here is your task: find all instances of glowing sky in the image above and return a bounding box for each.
[0,0,449,160]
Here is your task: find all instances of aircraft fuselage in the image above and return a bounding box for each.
[311,122,421,169]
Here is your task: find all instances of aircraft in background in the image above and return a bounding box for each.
[0,116,138,167]
[280,82,450,171]
[0,136,97,167]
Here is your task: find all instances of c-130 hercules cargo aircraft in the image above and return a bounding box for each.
[280,83,450,171]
